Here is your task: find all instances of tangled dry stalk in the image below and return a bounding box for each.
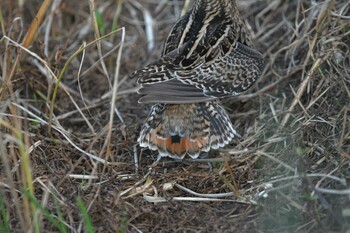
[0,0,349,232]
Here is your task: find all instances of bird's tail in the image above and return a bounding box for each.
[138,100,238,159]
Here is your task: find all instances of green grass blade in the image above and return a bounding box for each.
[0,192,10,233]
[76,198,95,233]
[25,191,67,233]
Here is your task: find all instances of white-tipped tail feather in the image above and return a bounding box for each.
[138,100,238,159]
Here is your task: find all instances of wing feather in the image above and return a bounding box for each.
[131,0,264,104]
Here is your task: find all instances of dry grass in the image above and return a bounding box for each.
[0,0,349,232]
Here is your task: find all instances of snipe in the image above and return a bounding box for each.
[131,0,264,159]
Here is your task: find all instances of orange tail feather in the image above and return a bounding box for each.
[138,101,238,159]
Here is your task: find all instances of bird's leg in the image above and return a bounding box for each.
[180,152,214,170]
[156,153,162,162]
[147,153,162,172]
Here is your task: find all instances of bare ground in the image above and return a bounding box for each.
[0,0,350,232]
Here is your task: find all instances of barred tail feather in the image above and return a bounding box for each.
[138,100,238,159]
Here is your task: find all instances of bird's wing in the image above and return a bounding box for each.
[136,42,263,104]
[179,42,264,97]
[131,0,263,104]
[137,78,218,104]
[131,1,238,84]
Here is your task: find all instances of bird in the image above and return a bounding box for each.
[131,0,264,159]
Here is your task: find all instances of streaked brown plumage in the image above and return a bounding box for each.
[131,0,264,159]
